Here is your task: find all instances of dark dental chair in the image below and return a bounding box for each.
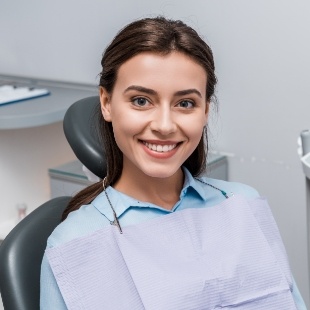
[0,96,104,310]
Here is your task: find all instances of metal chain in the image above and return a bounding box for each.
[102,177,123,234]
[195,178,230,199]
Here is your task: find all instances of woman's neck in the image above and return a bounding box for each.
[113,164,184,210]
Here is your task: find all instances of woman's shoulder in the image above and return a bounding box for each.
[46,202,108,248]
[198,175,260,200]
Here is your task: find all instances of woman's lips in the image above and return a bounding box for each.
[140,140,181,158]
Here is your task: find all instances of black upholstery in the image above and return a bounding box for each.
[0,196,71,310]
[63,96,107,179]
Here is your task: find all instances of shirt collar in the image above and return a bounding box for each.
[92,167,207,219]
[180,167,208,201]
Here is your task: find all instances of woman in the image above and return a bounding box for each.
[41,17,306,309]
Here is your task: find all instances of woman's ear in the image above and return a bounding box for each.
[99,87,112,122]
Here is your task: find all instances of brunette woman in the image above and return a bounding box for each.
[41,17,305,309]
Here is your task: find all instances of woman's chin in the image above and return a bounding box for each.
[141,167,182,180]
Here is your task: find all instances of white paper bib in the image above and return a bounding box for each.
[47,195,296,309]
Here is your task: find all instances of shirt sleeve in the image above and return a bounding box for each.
[292,277,307,309]
[40,251,67,310]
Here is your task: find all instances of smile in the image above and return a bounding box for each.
[142,141,177,153]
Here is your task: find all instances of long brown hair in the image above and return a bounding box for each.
[62,16,217,220]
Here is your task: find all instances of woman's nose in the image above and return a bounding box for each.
[150,106,177,135]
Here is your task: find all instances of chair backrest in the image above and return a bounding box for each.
[0,197,71,310]
[0,96,104,309]
[63,95,107,179]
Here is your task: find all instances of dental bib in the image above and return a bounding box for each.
[46,195,296,310]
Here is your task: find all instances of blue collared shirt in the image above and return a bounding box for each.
[40,168,306,309]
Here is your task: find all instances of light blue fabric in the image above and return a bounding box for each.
[40,168,306,309]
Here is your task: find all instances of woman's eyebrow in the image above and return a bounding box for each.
[123,85,157,95]
[124,85,202,98]
[174,89,202,98]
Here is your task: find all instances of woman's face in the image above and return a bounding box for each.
[100,51,208,180]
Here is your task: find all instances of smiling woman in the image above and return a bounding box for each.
[40,17,306,309]
[99,52,208,199]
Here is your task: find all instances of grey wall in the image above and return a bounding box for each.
[1,0,309,306]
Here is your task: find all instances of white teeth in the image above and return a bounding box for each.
[162,145,169,152]
[157,145,163,152]
[143,142,177,153]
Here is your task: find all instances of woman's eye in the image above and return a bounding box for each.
[132,97,149,107]
[177,100,194,108]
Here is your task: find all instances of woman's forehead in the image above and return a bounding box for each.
[115,52,207,94]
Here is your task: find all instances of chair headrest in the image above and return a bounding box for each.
[63,96,107,179]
